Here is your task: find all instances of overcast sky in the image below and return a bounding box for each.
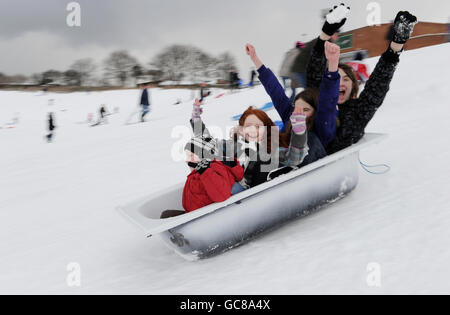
[0,0,448,78]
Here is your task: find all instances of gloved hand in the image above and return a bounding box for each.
[222,158,239,169]
[290,112,307,135]
[391,11,418,44]
[192,98,203,120]
[322,3,351,36]
[195,158,212,175]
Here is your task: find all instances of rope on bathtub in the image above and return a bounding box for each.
[358,155,391,175]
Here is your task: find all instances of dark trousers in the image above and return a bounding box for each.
[160,210,185,219]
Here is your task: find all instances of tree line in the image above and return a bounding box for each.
[0,45,238,87]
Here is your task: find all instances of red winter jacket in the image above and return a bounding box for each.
[182,160,244,213]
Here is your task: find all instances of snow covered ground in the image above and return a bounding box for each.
[0,43,449,295]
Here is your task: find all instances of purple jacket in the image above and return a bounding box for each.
[257,65,328,166]
[315,69,340,147]
[257,65,339,148]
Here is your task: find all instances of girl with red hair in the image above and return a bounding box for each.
[188,99,309,191]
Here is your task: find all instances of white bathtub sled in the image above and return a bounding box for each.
[117,133,387,260]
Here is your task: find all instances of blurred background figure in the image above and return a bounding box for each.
[46,112,56,142]
[99,104,108,124]
[229,69,240,91]
[140,82,151,122]
[91,104,109,126]
[279,41,304,99]
[290,32,339,104]
[248,68,257,87]
[199,82,211,102]
[346,51,371,84]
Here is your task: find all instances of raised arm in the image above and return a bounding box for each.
[246,43,293,126]
[306,3,350,89]
[190,98,212,138]
[281,112,309,167]
[353,11,417,129]
[314,41,341,148]
[327,11,417,154]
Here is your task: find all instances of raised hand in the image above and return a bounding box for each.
[324,41,341,72]
[391,11,418,44]
[322,3,351,36]
[245,43,263,69]
[290,112,307,135]
[195,158,212,175]
[192,98,203,120]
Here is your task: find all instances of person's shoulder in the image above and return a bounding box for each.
[210,160,227,169]
[308,38,318,46]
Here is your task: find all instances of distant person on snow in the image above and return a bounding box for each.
[248,68,257,87]
[46,112,56,142]
[199,83,211,102]
[305,4,417,154]
[140,82,151,122]
[229,69,240,91]
[99,104,108,124]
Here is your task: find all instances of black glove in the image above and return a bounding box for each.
[195,159,212,175]
[391,11,418,44]
[322,3,351,36]
[222,159,238,168]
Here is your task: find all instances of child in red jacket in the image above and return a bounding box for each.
[160,102,244,219]
[182,135,244,213]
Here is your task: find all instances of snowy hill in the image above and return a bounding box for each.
[0,43,449,294]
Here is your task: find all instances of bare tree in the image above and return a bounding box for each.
[131,64,145,84]
[146,69,164,82]
[70,58,96,86]
[215,52,238,81]
[103,50,138,86]
[41,70,63,85]
[30,73,43,85]
[150,45,220,83]
[0,73,27,84]
[150,45,238,83]
[63,70,82,86]
[150,45,188,82]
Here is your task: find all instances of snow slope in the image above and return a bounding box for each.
[0,43,449,294]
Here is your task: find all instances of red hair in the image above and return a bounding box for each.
[234,107,289,153]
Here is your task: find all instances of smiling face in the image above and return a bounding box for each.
[338,68,354,104]
[241,114,266,143]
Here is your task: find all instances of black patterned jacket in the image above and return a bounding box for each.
[306,37,400,154]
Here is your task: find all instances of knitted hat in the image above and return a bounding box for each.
[184,135,217,160]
